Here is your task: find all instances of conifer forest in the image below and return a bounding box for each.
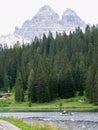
[0,25,98,104]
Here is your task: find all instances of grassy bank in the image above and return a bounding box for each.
[0,117,60,130]
[0,93,98,112]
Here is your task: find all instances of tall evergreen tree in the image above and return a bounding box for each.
[15,71,24,102]
[93,68,98,105]
[3,73,10,92]
[27,69,35,102]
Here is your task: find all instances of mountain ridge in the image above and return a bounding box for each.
[0,5,86,47]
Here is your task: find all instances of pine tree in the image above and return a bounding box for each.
[15,71,24,102]
[3,73,10,92]
[27,69,35,102]
[93,68,98,105]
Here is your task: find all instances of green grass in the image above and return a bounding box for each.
[0,93,98,112]
[0,117,60,130]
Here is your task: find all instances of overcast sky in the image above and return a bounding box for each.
[0,0,98,35]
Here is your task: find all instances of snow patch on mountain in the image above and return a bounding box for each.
[0,5,86,47]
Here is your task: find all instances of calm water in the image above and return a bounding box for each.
[0,112,98,130]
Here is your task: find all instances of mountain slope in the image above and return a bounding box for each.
[14,5,64,40]
[61,8,86,32]
[0,5,86,47]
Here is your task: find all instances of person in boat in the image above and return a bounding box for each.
[65,110,68,114]
[62,110,69,114]
[61,110,73,116]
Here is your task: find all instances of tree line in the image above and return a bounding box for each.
[0,25,98,104]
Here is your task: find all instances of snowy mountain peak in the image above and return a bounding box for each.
[64,8,77,16]
[39,5,54,12]
[61,8,86,32]
[32,5,60,24]
[14,5,62,40]
[0,5,87,47]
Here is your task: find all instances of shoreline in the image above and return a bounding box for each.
[0,107,98,112]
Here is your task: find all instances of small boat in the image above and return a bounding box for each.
[60,110,73,116]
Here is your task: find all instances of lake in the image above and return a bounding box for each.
[0,112,98,130]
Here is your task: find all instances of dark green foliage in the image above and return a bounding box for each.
[15,71,24,102]
[27,69,34,101]
[3,73,10,92]
[0,26,98,103]
[58,66,75,98]
[93,68,98,105]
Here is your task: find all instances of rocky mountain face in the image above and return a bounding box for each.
[14,5,64,41]
[0,5,86,47]
[61,8,86,33]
